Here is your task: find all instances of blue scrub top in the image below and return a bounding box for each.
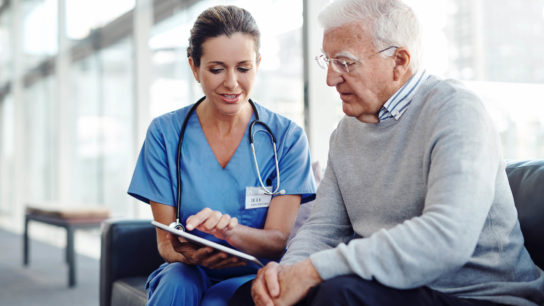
[128,99,316,258]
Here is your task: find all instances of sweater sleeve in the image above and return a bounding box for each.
[308,89,504,288]
[280,128,354,266]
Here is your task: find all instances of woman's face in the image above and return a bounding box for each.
[189,32,260,117]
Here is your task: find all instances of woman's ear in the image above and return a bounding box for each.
[188,57,200,83]
[256,55,262,69]
[392,47,411,81]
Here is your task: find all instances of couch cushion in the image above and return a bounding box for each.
[506,160,544,270]
[111,277,147,306]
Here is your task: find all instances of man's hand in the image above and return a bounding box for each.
[252,262,282,306]
[252,259,322,306]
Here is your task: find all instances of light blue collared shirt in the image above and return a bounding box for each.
[378,70,429,121]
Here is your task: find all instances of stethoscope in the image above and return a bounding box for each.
[169,97,284,231]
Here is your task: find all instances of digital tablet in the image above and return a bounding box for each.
[152,220,264,267]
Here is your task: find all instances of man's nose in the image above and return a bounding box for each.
[326,65,343,87]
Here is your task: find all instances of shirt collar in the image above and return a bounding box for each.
[378,70,428,121]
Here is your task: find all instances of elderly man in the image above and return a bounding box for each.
[230,0,544,305]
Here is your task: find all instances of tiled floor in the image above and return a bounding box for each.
[0,228,99,306]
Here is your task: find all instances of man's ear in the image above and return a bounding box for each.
[188,57,200,83]
[393,47,411,81]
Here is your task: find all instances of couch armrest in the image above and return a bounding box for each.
[99,219,163,306]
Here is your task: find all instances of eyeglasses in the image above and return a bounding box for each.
[315,46,398,74]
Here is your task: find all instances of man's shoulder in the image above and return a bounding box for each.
[418,75,466,98]
[412,76,495,139]
[417,76,485,115]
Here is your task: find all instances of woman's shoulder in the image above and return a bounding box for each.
[149,104,194,134]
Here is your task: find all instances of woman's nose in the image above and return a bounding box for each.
[224,69,238,89]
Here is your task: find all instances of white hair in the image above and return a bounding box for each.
[318,0,422,71]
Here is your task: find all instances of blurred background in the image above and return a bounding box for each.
[0,0,543,283]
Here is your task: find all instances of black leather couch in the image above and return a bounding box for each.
[100,219,162,306]
[99,160,544,306]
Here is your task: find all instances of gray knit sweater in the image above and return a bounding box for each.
[283,75,544,305]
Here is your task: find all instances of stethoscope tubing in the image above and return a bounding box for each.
[249,121,282,195]
[174,101,200,230]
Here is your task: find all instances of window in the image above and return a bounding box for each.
[65,0,135,40]
[68,53,101,203]
[409,0,544,159]
[0,8,11,84]
[67,38,134,215]
[100,39,135,216]
[0,93,14,215]
[21,0,57,70]
[24,76,57,202]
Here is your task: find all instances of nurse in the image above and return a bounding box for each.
[127,5,316,306]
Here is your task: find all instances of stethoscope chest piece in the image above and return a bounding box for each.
[169,221,185,231]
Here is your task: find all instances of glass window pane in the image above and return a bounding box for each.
[100,38,135,217]
[407,0,544,159]
[0,9,12,84]
[68,54,101,203]
[149,12,194,118]
[21,0,57,70]
[67,38,134,214]
[0,94,15,214]
[23,76,57,202]
[65,0,135,40]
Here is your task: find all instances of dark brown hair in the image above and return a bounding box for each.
[187,5,260,67]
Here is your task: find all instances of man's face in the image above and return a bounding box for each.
[322,22,398,123]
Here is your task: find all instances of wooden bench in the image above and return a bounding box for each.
[23,204,110,287]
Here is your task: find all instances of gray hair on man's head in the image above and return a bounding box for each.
[318,0,422,71]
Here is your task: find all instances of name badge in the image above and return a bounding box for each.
[245,186,272,209]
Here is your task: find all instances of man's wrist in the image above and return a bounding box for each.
[300,258,322,285]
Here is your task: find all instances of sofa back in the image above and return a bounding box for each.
[505,160,544,270]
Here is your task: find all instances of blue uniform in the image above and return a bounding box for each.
[128,100,316,305]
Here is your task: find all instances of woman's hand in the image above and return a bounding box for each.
[167,233,246,269]
[165,207,243,269]
[151,202,244,269]
[185,207,238,240]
